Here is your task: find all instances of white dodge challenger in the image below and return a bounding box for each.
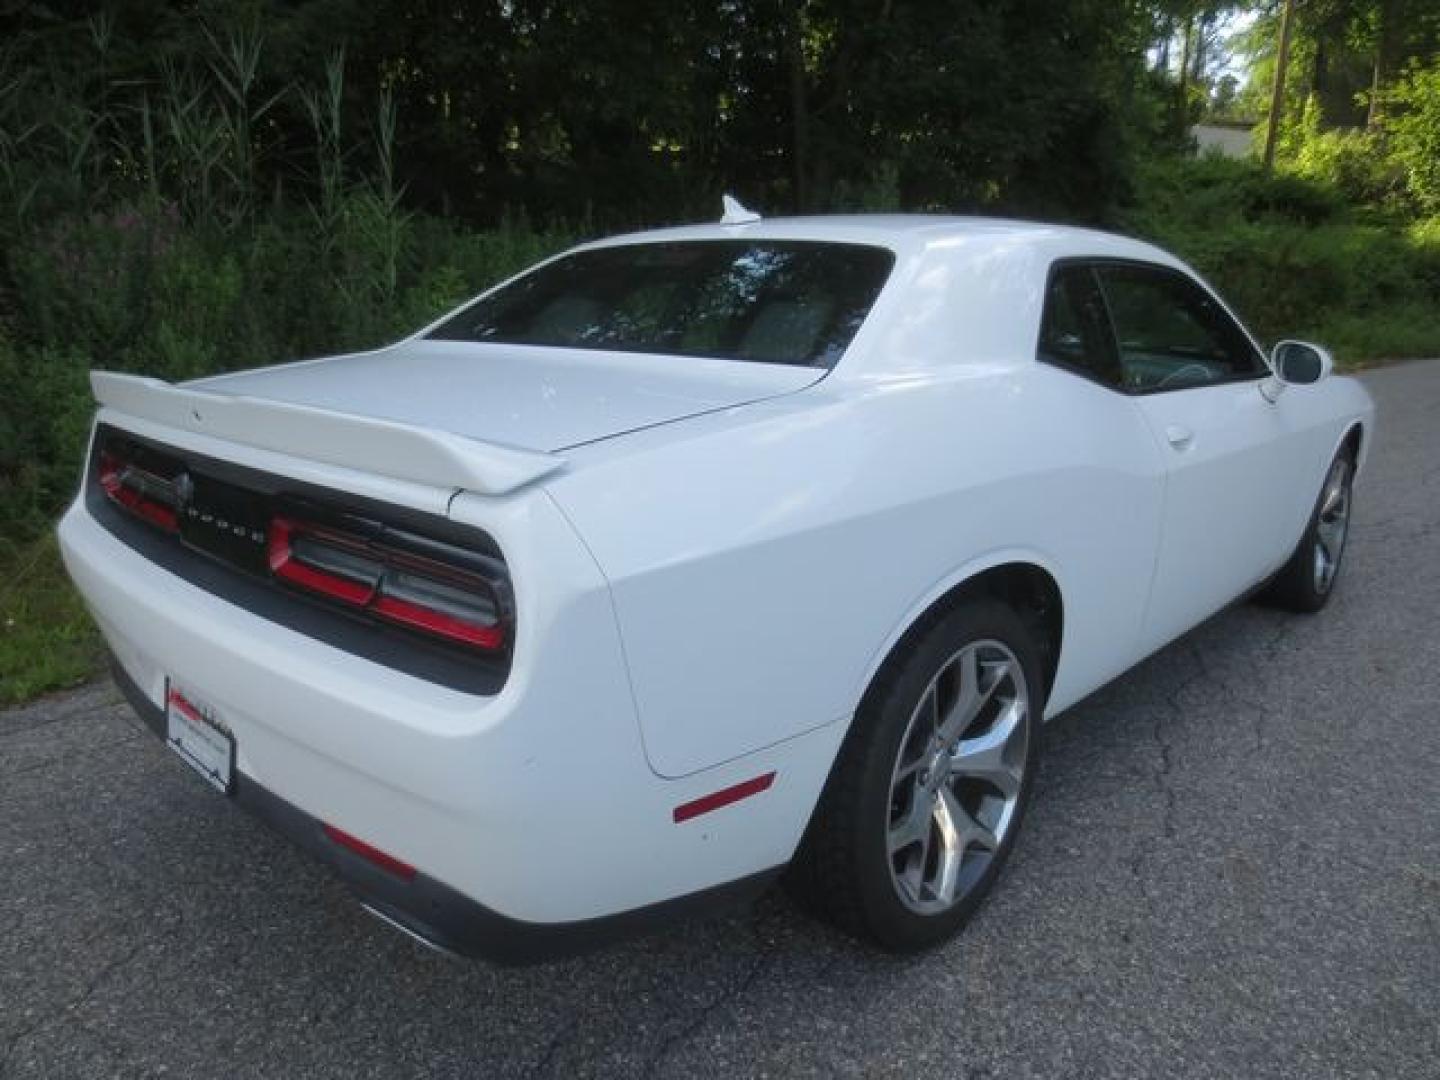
[59,209,1374,963]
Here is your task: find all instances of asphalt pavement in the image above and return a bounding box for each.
[3,361,1438,1079]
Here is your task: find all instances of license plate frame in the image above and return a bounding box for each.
[164,679,236,795]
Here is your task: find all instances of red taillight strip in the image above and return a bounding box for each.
[269,516,505,651]
[322,824,417,881]
[268,518,376,606]
[672,772,777,824]
[371,594,504,650]
[99,452,179,532]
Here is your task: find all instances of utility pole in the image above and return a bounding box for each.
[788,1,810,212]
[1262,0,1297,169]
[1367,0,1399,128]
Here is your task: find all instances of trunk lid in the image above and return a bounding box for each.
[192,339,822,453]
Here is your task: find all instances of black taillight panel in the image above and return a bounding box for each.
[266,509,512,652]
[86,423,513,694]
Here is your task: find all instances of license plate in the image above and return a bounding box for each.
[165,680,235,794]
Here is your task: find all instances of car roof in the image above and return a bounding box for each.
[553,213,1200,378]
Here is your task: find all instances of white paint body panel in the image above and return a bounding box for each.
[92,369,564,496]
[59,214,1375,926]
[194,339,820,452]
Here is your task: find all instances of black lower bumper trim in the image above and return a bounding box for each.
[107,654,783,965]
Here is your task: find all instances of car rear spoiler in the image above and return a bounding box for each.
[90,371,565,497]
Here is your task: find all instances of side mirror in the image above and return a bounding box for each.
[1273,340,1332,384]
[1261,340,1333,401]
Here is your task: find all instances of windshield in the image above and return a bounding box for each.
[427,240,895,368]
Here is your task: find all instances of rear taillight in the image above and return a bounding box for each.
[268,516,508,651]
[92,430,510,660]
[97,450,180,532]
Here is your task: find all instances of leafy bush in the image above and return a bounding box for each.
[0,202,575,542]
[0,336,95,538]
[1118,157,1440,363]
[1389,59,1440,212]
[1123,155,1344,235]
[1291,127,1405,208]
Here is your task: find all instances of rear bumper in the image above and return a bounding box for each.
[108,653,780,964]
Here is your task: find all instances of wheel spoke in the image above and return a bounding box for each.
[939,784,998,854]
[893,687,939,782]
[888,788,932,854]
[949,699,1024,798]
[937,652,1010,746]
[891,794,934,903]
[921,682,941,735]
[929,786,965,903]
[1320,478,1345,518]
[939,648,981,744]
[893,755,925,782]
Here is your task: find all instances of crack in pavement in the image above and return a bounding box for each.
[1153,653,1206,841]
[1129,647,1213,899]
[640,909,778,1078]
[0,936,145,1076]
[522,1013,580,1080]
[0,699,124,741]
[0,732,143,783]
[1191,629,1281,753]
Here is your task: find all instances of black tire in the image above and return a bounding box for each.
[1258,447,1356,614]
[787,599,1042,952]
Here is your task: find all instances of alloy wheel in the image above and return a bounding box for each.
[1313,458,1352,594]
[886,640,1030,915]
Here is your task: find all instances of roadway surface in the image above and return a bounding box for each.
[3,360,1437,1078]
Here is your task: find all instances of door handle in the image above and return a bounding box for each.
[1165,424,1194,450]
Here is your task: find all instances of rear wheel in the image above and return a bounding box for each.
[788,600,1041,951]
[1260,449,1355,613]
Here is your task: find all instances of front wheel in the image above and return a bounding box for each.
[787,600,1041,952]
[1260,449,1355,613]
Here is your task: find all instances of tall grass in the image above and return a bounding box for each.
[0,25,577,545]
[0,23,578,699]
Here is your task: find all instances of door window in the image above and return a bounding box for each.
[1096,265,1265,393]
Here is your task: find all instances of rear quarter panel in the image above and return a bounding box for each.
[547,362,1168,778]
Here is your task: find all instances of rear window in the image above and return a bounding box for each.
[427,240,895,368]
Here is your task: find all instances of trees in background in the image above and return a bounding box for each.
[1237,0,1439,131]
[1229,0,1440,207]
[0,0,1181,229]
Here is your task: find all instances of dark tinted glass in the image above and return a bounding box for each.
[1096,265,1264,392]
[1037,266,1123,387]
[429,241,895,368]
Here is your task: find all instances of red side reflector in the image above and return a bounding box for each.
[672,772,777,824]
[322,824,417,881]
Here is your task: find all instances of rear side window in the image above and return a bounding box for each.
[1095,264,1265,393]
[429,240,895,368]
[1036,265,1123,388]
